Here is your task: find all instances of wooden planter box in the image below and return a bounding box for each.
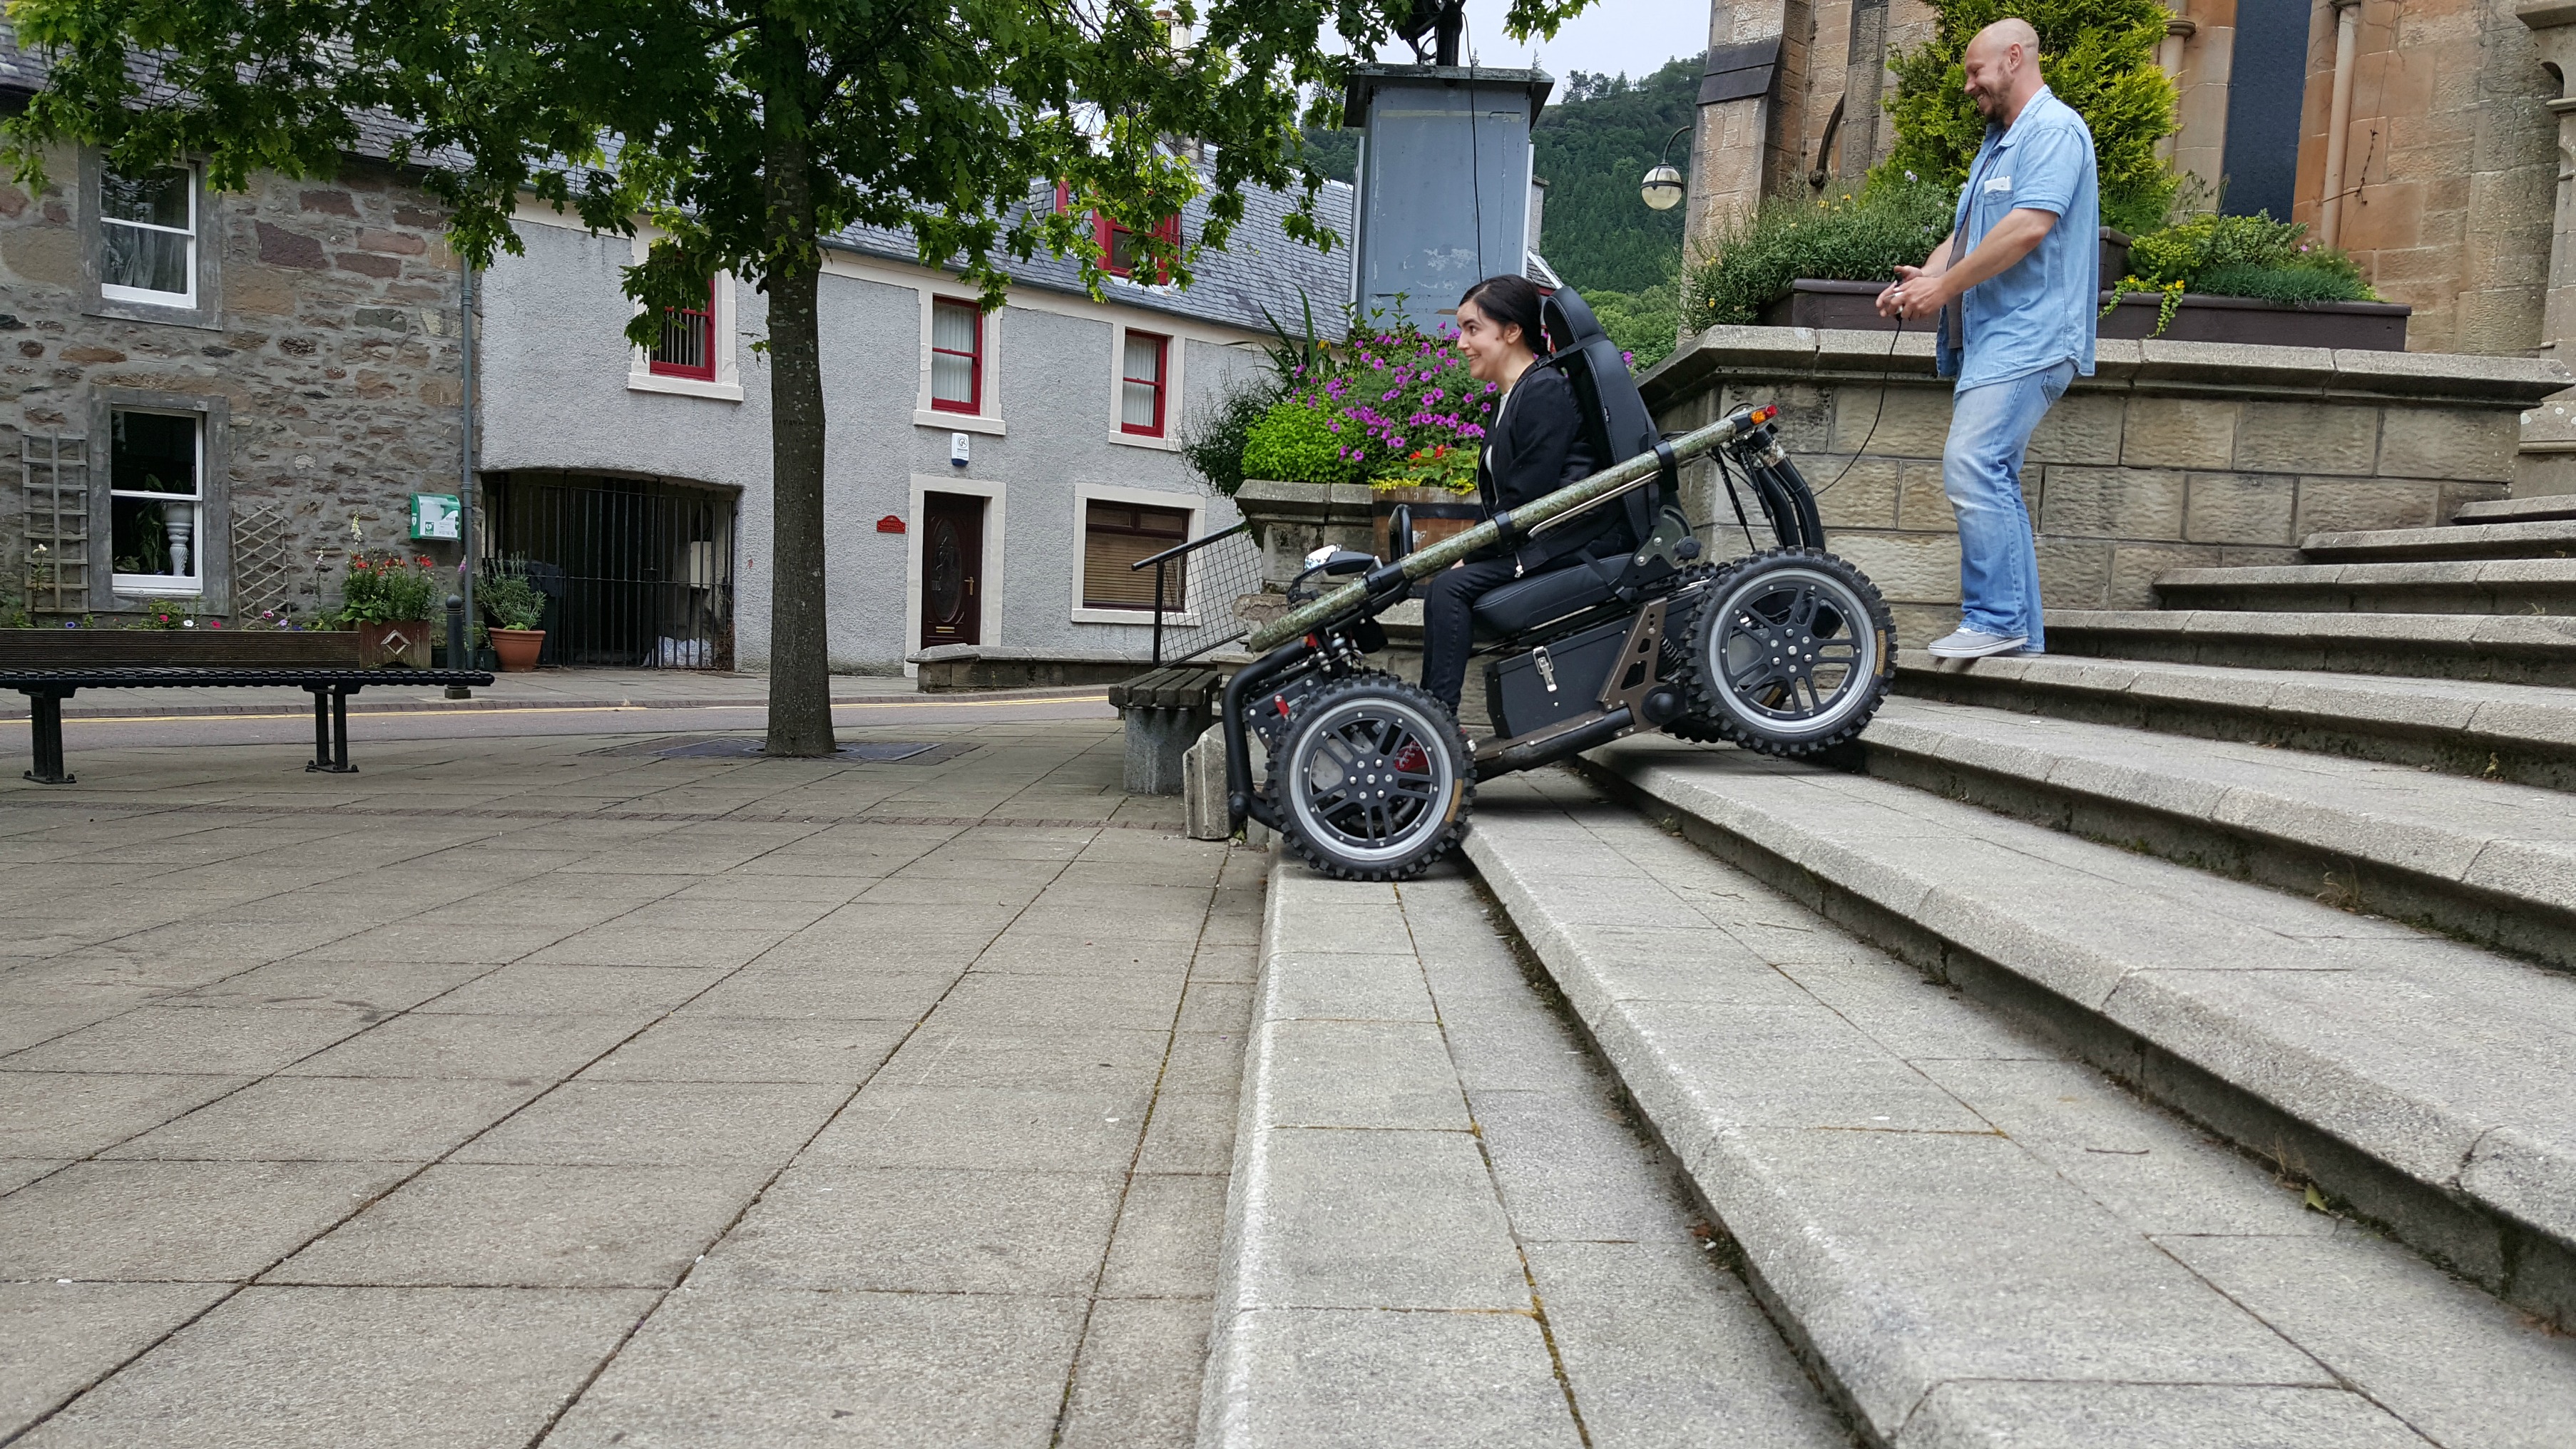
[354,620,434,669]
[0,628,362,668]
[1371,485,1482,560]
[1757,279,2409,351]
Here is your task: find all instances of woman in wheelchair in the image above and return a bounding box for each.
[1421,273,1636,716]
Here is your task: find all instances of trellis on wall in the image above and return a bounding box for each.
[19,432,90,615]
[230,501,298,620]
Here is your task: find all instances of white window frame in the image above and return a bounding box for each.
[1106,321,1185,452]
[626,266,744,401]
[98,162,200,309]
[901,473,1008,676]
[108,407,208,598]
[914,290,1006,436]
[1069,481,1204,626]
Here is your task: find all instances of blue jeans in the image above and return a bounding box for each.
[1943,361,2072,650]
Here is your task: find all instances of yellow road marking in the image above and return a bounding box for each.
[0,693,1111,727]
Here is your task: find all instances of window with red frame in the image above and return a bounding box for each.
[1119,331,1169,436]
[1051,185,1179,283]
[930,298,981,413]
[649,281,717,381]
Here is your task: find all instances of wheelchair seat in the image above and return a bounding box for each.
[1471,553,1628,638]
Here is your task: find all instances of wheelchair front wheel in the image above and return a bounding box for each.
[1679,548,1894,755]
[1269,672,1473,880]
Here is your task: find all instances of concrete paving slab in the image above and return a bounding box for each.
[0,1071,250,1157]
[1135,1092,1240,1176]
[1059,1296,1214,1449]
[14,1284,657,1449]
[874,1023,1175,1092]
[450,1079,847,1167]
[1526,1242,1851,1449]
[572,1014,910,1083]
[410,961,729,1016]
[167,958,492,1013]
[0,1159,407,1280]
[1469,1089,1700,1245]
[2,1005,382,1075]
[2160,1230,2576,1448]
[271,1161,768,1289]
[800,1084,1152,1173]
[0,1280,232,1437]
[678,965,956,1019]
[99,1075,543,1162]
[1230,1126,1527,1311]
[543,1288,1089,1449]
[694,1164,1127,1294]
[1102,1172,1232,1298]
[1203,1308,1583,1449]
[1892,1381,2423,1449]
[1254,1020,1467,1130]
[276,1010,657,1079]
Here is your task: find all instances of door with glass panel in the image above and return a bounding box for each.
[920,493,985,649]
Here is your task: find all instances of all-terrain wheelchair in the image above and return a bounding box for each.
[1222,289,1898,880]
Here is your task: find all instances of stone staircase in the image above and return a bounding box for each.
[1209,496,2576,1447]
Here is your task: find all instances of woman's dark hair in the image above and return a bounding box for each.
[1457,273,1545,352]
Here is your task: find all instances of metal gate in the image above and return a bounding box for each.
[482,472,737,669]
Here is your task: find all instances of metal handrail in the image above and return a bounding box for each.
[1130,522,1252,665]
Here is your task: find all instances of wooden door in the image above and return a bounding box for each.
[919,493,985,649]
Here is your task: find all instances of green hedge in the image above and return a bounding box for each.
[1684,180,1956,329]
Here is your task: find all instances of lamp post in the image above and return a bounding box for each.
[1640,123,1690,211]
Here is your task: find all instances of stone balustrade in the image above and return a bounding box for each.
[1642,327,2573,642]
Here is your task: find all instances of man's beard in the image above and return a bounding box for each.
[1969,86,2003,121]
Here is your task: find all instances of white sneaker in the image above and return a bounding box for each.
[1926,629,2028,659]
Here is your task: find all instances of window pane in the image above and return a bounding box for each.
[1109,226,1146,275]
[112,496,200,580]
[1123,334,1162,384]
[1082,501,1191,609]
[931,351,974,406]
[654,310,708,371]
[1121,379,1160,431]
[101,167,190,228]
[111,411,198,496]
[932,302,978,354]
[102,221,188,296]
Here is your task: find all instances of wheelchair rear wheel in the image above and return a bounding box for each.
[1677,548,1893,755]
[1269,672,1473,881]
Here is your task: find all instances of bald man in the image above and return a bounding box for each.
[1877,19,2098,659]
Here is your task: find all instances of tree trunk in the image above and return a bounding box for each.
[759,44,835,757]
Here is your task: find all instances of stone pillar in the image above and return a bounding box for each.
[1685,0,1797,261]
[2523,1,2576,353]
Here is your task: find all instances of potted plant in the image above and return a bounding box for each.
[1372,444,1481,558]
[327,552,439,667]
[479,563,547,672]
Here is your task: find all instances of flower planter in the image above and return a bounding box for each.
[489,628,546,672]
[1371,486,1483,559]
[0,628,360,667]
[1233,480,1378,588]
[1756,279,2409,351]
[354,620,434,669]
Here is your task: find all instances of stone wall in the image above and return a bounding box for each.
[1642,327,2570,644]
[0,143,465,619]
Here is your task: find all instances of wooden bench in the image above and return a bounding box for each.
[1,630,491,783]
[1108,667,1226,795]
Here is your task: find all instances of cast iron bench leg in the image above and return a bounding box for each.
[21,687,73,784]
[305,686,359,774]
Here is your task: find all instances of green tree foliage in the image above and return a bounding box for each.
[1685,178,1956,327]
[6,0,1602,750]
[1881,0,2179,235]
[1529,59,1695,295]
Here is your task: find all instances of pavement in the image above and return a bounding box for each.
[0,667,1024,720]
[0,715,1257,1447]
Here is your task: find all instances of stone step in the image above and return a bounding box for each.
[2152,558,2576,615]
[2299,518,2576,563]
[1861,697,2576,968]
[1562,737,2576,1339]
[1893,650,2576,792]
[2455,495,2576,526]
[1466,772,2576,1448]
[2044,608,2576,686]
[1202,858,1846,1448]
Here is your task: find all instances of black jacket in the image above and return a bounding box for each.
[1473,365,1624,573]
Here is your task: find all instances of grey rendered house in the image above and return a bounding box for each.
[474,178,1353,675]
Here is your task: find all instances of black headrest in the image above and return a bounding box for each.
[1537,287,1657,469]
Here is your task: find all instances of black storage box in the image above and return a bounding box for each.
[1486,616,1629,739]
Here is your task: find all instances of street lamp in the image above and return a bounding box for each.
[1640,124,1690,211]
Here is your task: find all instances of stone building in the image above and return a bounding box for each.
[0,29,469,623]
[1684,0,2570,357]
[473,181,1349,675]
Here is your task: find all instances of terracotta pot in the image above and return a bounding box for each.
[1371,486,1483,560]
[355,620,433,669]
[489,628,545,672]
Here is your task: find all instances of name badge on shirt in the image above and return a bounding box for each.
[1982,174,2013,195]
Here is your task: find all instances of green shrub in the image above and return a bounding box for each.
[2112,211,2376,321]
[1881,0,2180,237]
[332,552,441,625]
[1241,394,1370,486]
[1584,275,1684,372]
[1180,375,1279,497]
[479,563,547,631]
[2188,262,2375,307]
[1684,178,1956,328]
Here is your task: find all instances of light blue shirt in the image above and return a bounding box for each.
[1936,86,2099,391]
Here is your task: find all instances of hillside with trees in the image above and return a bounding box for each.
[1301,56,1698,366]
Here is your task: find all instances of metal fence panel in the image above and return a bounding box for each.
[484,473,737,669]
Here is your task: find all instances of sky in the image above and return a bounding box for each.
[1453,0,1707,91]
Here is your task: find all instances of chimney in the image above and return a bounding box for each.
[1343,64,1555,330]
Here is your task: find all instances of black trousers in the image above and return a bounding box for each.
[1419,557,1526,715]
